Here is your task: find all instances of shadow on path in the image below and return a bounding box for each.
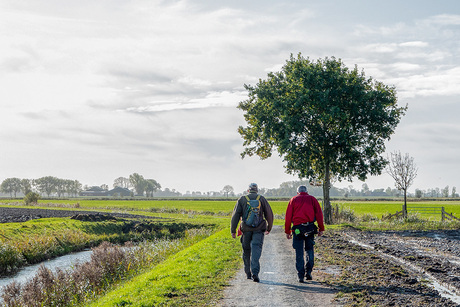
[220,226,340,307]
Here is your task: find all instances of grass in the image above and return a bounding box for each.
[3,198,460,305]
[89,229,241,307]
[1,228,216,307]
[3,198,460,219]
[0,216,212,275]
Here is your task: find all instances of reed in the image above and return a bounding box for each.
[1,228,213,307]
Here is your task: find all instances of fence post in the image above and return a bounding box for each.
[442,207,445,221]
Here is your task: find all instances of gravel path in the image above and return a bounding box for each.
[220,226,339,307]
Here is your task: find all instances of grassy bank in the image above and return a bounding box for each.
[1,228,218,307]
[90,229,241,307]
[0,216,211,275]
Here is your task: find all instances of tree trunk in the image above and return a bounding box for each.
[323,163,332,224]
[403,189,407,218]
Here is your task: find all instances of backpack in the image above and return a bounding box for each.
[242,195,262,227]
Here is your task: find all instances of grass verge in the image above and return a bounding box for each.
[0,217,211,275]
[89,229,241,307]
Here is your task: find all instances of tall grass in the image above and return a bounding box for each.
[0,243,25,275]
[1,228,213,307]
[0,218,210,276]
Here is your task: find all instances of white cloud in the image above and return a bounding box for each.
[1,1,460,193]
[425,14,460,26]
[399,41,429,48]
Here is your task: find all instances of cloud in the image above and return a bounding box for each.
[120,90,246,113]
[424,14,460,26]
[399,41,429,48]
[1,1,460,193]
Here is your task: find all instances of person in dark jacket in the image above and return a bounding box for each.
[231,183,274,282]
[285,185,324,283]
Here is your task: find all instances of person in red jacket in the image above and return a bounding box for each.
[285,185,324,283]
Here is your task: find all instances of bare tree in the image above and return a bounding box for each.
[387,151,418,218]
[222,185,234,198]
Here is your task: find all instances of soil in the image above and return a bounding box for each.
[0,206,161,223]
[221,226,460,307]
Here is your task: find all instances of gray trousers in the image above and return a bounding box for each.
[241,231,265,277]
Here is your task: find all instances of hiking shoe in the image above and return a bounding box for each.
[305,273,312,280]
[246,273,252,279]
[252,275,260,282]
[299,278,304,283]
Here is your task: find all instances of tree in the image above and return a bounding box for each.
[387,151,417,218]
[452,186,457,198]
[1,178,22,198]
[442,185,450,198]
[113,177,131,188]
[56,179,67,197]
[24,192,40,205]
[34,176,59,197]
[129,173,146,196]
[145,179,161,197]
[65,180,82,197]
[238,54,406,224]
[222,185,234,197]
[20,179,32,195]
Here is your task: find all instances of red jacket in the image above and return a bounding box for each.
[284,192,325,234]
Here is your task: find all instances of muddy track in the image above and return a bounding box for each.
[222,228,460,306]
[317,229,460,306]
[346,229,460,302]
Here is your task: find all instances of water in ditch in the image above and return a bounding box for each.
[0,249,93,292]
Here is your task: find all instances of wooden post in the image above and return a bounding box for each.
[442,207,445,221]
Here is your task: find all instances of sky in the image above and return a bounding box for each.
[1,0,460,195]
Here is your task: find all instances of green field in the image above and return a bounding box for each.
[2,198,460,219]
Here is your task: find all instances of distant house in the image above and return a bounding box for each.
[107,187,132,197]
[79,186,109,197]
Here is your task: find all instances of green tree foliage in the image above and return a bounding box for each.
[113,177,131,188]
[145,179,161,197]
[34,176,59,197]
[129,173,147,196]
[20,179,32,195]
[238,54,406,223]
[0,178,22,198]
[24,191,40,205]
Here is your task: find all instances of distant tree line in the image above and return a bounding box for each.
[1,176,457,199]
[0,176,82,198]
[257,181,459,199]
[113,173,161,197]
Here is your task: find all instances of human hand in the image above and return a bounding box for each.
[231,233,236,239]
[286,233,292,239]
[318,231,323,237]
[265,231,270,235]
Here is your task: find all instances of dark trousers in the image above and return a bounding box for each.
[292,233,315,278]
[241,231,264,277]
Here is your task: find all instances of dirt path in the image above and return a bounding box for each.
[220,226,339,307]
